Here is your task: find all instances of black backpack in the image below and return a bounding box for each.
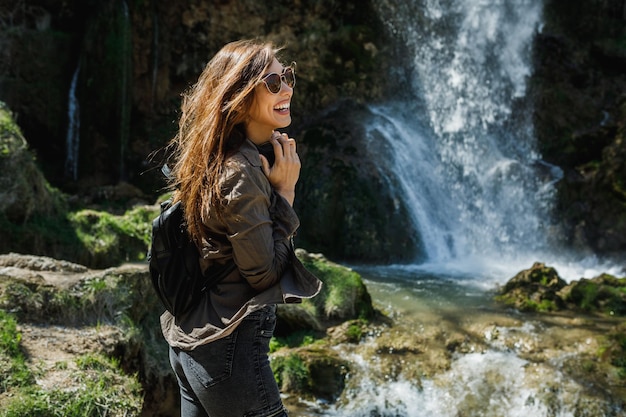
[148,168,236,316]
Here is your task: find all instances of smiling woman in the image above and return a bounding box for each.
[157,39,322,417]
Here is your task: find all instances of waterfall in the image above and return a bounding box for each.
[368,0,562,272]
[301,3,625,416]
[65,64,80,181]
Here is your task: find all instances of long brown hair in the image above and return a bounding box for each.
[168,39,280,245]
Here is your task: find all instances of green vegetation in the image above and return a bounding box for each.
[271,353,310,392]
[599,323,626,380]
[563,275,626,316]
[0,311,34,392]
[0,103,25,155]
[270,330,319,353]
[0,266,159,416]
[299,252,375,321]
[496,264,625,317]
[68,205,156,267]
[0,352,142,417]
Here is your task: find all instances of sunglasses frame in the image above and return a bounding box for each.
[260,63,296,94]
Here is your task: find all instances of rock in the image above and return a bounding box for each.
[296,249,376,323]
[0,252,88,273]
[497,262,568,312]
[559,273,626,316]
[0,102,65,223]
[498,263,626,317]
[271,345,349,401]
[296,101,421,262]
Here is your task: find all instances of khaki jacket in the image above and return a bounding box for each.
[161,139,322,350]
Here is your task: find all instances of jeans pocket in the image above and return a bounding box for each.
[258,306,277,339]
[184,331,238,389]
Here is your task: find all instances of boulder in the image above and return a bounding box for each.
[497,262,568,312]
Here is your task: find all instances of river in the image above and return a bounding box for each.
[284,264,624,416]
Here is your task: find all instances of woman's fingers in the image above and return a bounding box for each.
[272,131,297,160]
[262,131,300,195]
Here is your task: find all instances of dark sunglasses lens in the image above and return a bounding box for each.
[264,74,282,93]
[283,68,295,88]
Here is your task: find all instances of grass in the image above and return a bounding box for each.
[0,310,143,417]
[0,310,34,392]
[0,353,143,417]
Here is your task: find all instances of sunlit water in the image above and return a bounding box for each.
[286,267,624,417]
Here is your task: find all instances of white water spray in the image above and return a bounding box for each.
[324,350,594,417]
[365,0,585,278]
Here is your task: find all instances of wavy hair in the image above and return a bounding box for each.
[167,39,280,245]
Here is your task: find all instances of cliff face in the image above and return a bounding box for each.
[0,0,420,262]
[0,0,389,189]
[532,0,626,256]
[0,0,624,261]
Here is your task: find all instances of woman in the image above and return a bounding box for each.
[161,39,322,417]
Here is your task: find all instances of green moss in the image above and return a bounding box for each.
[0,103,25,155]
[270,331,319,353]
[68,205,157,267]
[565,276,626,316]
[271,353,310,392]
[299,253,374,321]
[345,320,366,343]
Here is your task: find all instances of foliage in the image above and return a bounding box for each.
[270,330,319,353]
[0,102,25,156]
[67,205,158,268]
[271,353,310,393]
[0,311,34,393]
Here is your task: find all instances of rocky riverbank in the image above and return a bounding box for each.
[0,251,378,416]
[1,254,624,416]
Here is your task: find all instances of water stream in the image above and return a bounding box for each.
[64,64,80,181]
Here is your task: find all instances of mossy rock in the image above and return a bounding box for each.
[271,344,349,401]
[296,249,375,322]
[560,274,626,316]
[0,102,66,223]
[604,322,626,380]
[67,205,157,268]
[498,263,626,317]
[496,262,568,312]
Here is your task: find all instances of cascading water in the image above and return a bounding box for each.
[65,64,80,181]
[366,0,566,277]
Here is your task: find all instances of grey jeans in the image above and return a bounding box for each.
[169,305,287,417]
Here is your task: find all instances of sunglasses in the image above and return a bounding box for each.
[260,64,296,94]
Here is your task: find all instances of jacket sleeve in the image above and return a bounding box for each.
[219,162,299,291]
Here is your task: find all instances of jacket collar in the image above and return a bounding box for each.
[239,139,262,167]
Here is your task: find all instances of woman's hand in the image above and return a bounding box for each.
[260,131,300,206]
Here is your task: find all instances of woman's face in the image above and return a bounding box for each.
[245,58,293,144]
